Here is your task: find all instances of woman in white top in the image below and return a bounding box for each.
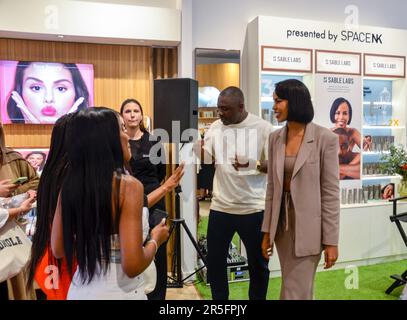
[0,192,35,229]
[51,107,169,300]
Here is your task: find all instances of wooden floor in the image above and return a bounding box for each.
[166,285,203,300]
[164,199,211,300]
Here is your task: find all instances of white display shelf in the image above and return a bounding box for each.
[198,117,218,121]
[363,125,405,129]
[362,174,402,180]
[363,151,390,155]
[198,106,218,110]
[340,201,392,209]
[362,101,392,106]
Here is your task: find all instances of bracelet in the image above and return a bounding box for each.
[148,239,158,254]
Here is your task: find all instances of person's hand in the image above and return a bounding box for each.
[232,154,250,171]
[19,193,36,214]
[11,91,39,123]
[150,218,170,247]
[162,162,185,192]
[323,245,338,269]
[261,233,273,260]
[67,97,85,114]
[0,179,18,197]
[27,190,37,200]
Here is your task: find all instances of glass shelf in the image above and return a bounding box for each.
[198,106,217,110]
[341,201,392,209]
[362,174,401,180]
[363,151,390,155]
[363,126,405,129]
[198,117,218,121]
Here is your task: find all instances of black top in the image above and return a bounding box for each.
[129,132,166,196]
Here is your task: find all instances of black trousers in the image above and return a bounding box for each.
[206,210,269,300]
[146,199,168,300]
[147,241,167,300]
[0,281,8,300]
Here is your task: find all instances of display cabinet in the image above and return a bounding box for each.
[198,106,218,136]
[245,15,407,274]
[361,77,407,202]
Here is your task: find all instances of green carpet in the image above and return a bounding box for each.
[195,260,406,300]
[196,216,406,300]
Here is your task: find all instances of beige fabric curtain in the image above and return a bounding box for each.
[152,47,178,80]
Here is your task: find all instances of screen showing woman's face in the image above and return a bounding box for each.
[334,102,350,128]
[21,63,76,123]
[26,153,44,170]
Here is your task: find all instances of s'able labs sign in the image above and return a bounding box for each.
[286,28,383,44]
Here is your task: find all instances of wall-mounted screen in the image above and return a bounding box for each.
[0,60,94,124]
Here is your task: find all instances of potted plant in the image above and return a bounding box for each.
[380,145,407,196]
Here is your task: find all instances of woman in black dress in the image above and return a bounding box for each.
[121,98,170,300]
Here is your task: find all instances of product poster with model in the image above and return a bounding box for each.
[314,74,362,187]
[0,60,94,124]
[14,148,49,176]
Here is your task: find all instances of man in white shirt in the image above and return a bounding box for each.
[196,86,272,300]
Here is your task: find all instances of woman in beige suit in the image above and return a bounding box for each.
[261,79,340,300]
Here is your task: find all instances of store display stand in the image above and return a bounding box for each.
[245,15,407,276]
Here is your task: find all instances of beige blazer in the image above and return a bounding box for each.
[261,122,340,257]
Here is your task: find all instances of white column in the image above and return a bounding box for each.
[176,0,198,280]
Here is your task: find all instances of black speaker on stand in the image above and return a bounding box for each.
[153,78,207,288]
[154,78,199,143]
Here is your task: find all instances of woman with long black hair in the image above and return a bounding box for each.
[50,107,169,299]
[27,113,76,299]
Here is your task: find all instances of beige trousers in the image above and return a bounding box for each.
[275,192,322,300]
